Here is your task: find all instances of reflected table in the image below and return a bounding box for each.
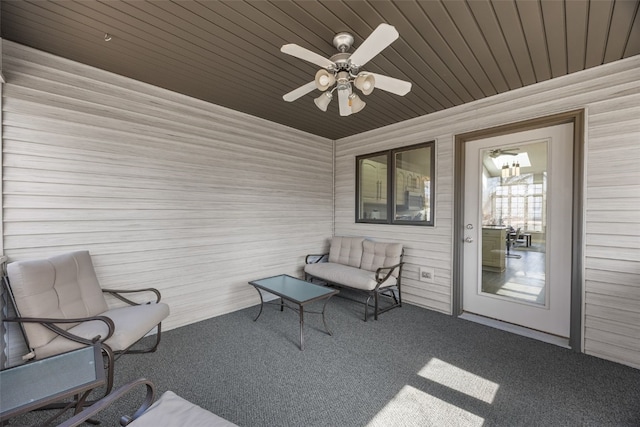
[0,343,105,424]
[249,274,339,351]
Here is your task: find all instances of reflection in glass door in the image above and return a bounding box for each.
[480,142,548,305]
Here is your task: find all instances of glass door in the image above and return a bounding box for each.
[462,123,573,338]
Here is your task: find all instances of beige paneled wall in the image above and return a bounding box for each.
[334,56,640,368]
[1,41,334,339]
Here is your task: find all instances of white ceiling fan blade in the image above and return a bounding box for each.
[281,44,335,69]
[368,73,412,96]
[338,89,351,116]
[282,81,317,102]
[348,24,399,68]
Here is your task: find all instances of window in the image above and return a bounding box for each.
[356,142,435,226]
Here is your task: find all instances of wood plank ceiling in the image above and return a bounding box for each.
[2,0,639,140]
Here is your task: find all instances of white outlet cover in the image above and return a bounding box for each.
[419,267,435,283]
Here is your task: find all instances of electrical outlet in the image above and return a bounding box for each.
[419,267,435,283]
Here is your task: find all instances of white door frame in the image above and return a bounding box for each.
[453,110,585,351]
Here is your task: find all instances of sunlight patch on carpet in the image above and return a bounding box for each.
[366,385,484,427]
[418,358,499,404]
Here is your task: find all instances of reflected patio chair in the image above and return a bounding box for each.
[2,250,170,397]
[506,227,522,259]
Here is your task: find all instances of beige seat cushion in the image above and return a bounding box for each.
[304,262,397,291]
[128,391,237,427]
[34,302,170,360]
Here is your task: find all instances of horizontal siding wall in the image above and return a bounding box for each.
[335,55,640,369]
[583,91,640,369]
[1,41,334,364]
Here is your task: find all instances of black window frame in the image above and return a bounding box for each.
[356,141,435,226]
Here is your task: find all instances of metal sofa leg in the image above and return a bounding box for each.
[374,292,379,321]
[364,295,373,322]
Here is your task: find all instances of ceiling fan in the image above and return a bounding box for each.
[489,148,520,158]
[280,23,412,116]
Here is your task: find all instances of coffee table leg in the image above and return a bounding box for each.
[321,296,334,336]
[253,287,264,322]
[299,305,304,351]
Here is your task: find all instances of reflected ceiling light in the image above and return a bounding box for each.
[501,161,520,178]
[314,91,333,112]
[354,72,375,95]
[492,153,531,170]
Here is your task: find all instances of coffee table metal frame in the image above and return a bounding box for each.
[249,274,339,351]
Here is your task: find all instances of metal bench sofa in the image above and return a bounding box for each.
[304,236,404,321]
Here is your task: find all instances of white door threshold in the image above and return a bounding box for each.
[459,313,570,349]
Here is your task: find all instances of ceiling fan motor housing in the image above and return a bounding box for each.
[329,52,358,74]
[333,32,354,52]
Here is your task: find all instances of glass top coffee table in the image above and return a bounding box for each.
[249,274,339,351]
[0,343,104,424]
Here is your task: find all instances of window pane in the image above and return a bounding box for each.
[356,141,434,226]
[393,144,433,224]
[357,153,389,221]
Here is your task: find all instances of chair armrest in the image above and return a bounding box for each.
[57,378,156,427]
[102,288,162,305]
[305,253,329,264]
[3,315,115,345]
[374,262,404,286]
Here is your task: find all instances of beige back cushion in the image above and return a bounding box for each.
[7,250,109,350]
[328,236,365,268]
[360,240,403,277]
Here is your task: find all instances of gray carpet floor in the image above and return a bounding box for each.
[9,296,640,426]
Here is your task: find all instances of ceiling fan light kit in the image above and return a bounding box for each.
[315,69,335,91]
[314,91,333,112]
[354,73,375,95]
[348,93,366,113]
[281,23,412,116]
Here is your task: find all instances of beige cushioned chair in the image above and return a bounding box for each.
[4,250,170,395]
[58,378,237,426]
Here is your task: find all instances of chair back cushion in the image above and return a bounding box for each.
[360,240,403,277]
[328,236,365,268]
[6,251,108,350]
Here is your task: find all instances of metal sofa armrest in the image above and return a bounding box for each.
[3,315,115,347]
[374,262,405,287]
[305,253,329,264]
[102,288,162,305]
[57,378,156,427]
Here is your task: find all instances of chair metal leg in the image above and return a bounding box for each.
[374,292,379,321]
